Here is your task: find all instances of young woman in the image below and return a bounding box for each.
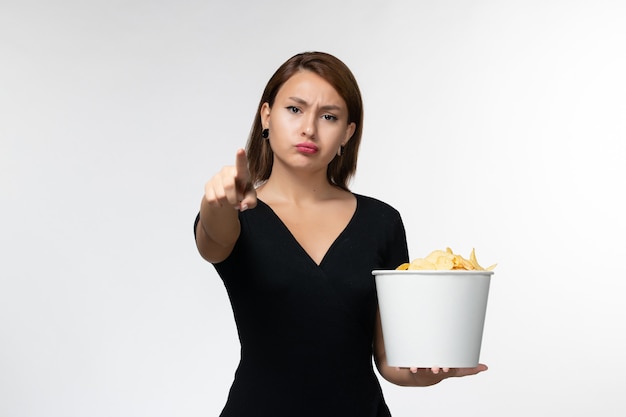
[195,51,487,416]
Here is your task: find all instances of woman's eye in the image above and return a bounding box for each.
[286,106,300,114]
[323,114,337,121]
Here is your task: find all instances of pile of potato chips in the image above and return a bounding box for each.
[396,248,496,271]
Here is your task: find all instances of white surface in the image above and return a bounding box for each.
[2,1,625,416]
[374,271,492,368]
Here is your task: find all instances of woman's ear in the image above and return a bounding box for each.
[343,122,356,146]
[260,102,271,128]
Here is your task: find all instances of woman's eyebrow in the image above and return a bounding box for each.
[287,96,343,112]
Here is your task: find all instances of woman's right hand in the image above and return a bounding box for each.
[204,148,257,212]
[196,149,257,263]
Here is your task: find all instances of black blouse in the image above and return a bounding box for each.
[197,194,409,417]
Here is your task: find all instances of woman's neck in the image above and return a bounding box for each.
[257,167,346,205]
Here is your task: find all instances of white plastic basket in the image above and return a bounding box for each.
[372,270,493,368]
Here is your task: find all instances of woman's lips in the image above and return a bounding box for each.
[295,142,319,154]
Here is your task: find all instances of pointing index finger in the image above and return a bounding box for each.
[235,148,250,181]
[233,148,257,211]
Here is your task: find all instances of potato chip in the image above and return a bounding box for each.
[409,258,436,270]
[435,256,454,270]
[452,255,474,270]
[424,250,448,264]
[469,248,484,271]
[402,248,496,271]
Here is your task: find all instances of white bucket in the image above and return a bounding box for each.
[372,270,493,368]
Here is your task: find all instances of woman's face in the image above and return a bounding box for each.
[260,70,356,176]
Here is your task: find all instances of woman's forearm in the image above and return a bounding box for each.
[195,197,241,263]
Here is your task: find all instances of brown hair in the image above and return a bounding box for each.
[245,51,363,191]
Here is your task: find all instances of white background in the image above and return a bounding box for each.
[2,1,625,416]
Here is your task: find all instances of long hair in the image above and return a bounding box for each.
[246,52,363,191]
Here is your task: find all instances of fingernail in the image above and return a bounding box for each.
[239,203,248,212]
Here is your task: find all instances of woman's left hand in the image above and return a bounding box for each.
[409,364,488,376]
[400,364,488,385]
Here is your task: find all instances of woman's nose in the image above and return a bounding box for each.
[301,115,316,137]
